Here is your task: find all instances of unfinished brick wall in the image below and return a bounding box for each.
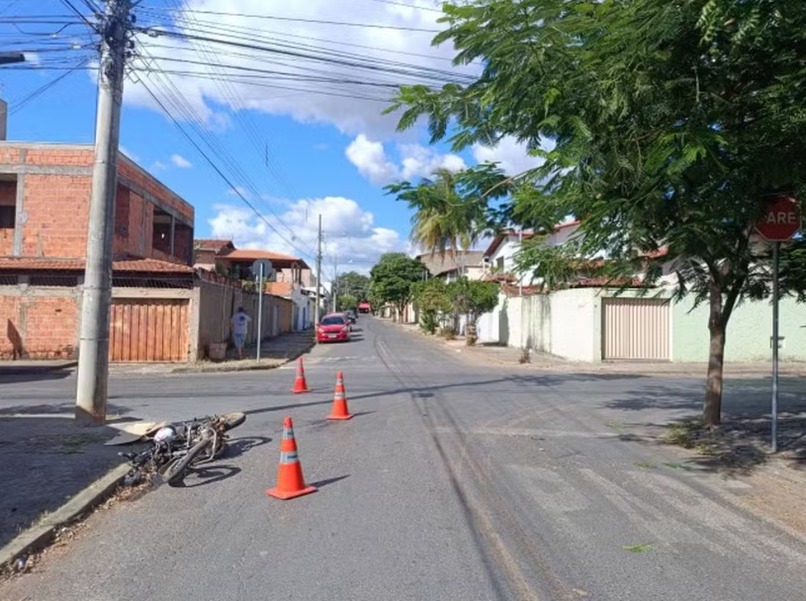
[0,292,79,359]
[21,174,93,257]
[0,144,196,264]
[118,158,194,223]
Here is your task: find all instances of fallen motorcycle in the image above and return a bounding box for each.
[120,412,246,487]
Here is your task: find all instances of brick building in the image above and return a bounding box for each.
[0,141,196,360]
[0,142,296,362]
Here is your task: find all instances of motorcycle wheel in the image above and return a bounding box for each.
[159,438,210,487]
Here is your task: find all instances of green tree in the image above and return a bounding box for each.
[388,0,806,426]
[334,271,371,300]
[412,278,452,333]
[369,253,428,321]
[385,165,510,256]
[338,293,359,312]
[447,277,500,346]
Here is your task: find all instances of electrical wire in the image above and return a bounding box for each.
[133,6,442,33]
[9,57,90,114]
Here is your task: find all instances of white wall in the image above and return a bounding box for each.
[499,288,598,361]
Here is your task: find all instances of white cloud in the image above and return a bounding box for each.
[345,135,399,186]
[170,154,193,168]
[208,196,407,274]
[226,185,252,200]
[399,143,466,180]
[150,160,168,172]
[471,135,553,176]
[122,0,479,139]
[345,134,466,185]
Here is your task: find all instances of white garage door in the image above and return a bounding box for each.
[602,298,670,361]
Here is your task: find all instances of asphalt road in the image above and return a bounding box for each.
[3,317,806,601]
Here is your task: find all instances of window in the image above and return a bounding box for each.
[320,316,345,326]
[0,205,14,228]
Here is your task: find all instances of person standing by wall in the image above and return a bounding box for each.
[230,306,252,360]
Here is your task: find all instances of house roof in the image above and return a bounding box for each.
[417,251,485,276]
[0,256,195,274]
[220,248,310,269]
[194,239,234,253]
[264,281,294,297]
[483,221,581,258]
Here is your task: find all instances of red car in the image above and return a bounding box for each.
[357,301,371,314]
[317,313,351,343]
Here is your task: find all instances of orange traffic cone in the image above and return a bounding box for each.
[291,357,310,394]
[266,417,317,500]
[327,371,353,420]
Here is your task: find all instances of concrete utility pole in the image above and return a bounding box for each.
[75,0,131,426]
[332,252,338,313]
[314,214,323,330]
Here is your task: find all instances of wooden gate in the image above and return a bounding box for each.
[109,299,189,362]
[602,298,671,361]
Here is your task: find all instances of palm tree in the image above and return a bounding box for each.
[386,168,488,257]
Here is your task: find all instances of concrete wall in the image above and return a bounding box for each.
[494,285,806,363]
[195,278,293,359]
[672,294,806,362]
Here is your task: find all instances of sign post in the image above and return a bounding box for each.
[754,195,801,453]
[252,260,272,363]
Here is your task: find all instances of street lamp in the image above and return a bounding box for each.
[0,53,26,66]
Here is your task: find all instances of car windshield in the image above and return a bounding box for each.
[321,316,345,326]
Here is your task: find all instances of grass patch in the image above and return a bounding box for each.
[606,420,624,431]
[634,461,656,469]
[623,543,653,553]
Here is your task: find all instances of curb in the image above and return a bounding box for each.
[387,319,806,378]
[0,463,131,573]
[168,343,315,374]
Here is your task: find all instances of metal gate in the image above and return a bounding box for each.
[109,299,190,362]
[602,298,670,361]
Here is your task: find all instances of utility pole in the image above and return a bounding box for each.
[75,0,131,426]
[314,214,323,331]
[333,252,338,313]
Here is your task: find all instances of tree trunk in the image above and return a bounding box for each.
[704,283,726,427]
[466,319,477,346]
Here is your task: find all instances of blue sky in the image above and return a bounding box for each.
[0,0,540,275]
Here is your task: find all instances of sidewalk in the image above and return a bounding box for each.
[388,319,806,378]
[109,329,315,375]
[0,413,127,567]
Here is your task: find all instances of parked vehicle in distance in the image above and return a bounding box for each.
[317,313,351,343]
[358,301,371,314]
[344,309,357,323]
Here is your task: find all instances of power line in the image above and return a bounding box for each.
[365,0,443,13]
[135,68,317,262]
[10,57,89,114]
[135,6,442,32]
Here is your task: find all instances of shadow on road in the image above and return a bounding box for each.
[0,402,133,416]
[600,377,806,477]
[348,372,649,402]
[309,474,350,489]
[0,415,122,550]
[181,465,242,488]
[0,363,76,384]
[223,435,272,458]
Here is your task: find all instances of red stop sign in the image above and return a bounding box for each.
[755,196,802,242]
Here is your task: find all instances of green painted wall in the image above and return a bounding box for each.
[672,295,806,362]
